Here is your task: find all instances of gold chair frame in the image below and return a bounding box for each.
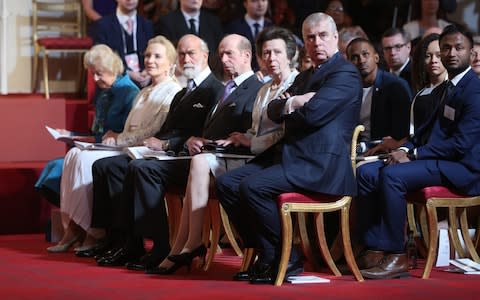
[407,193,480,278]
[32,0,90,99]
[274,125,365,286]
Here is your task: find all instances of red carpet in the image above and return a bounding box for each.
[0,234,479,299]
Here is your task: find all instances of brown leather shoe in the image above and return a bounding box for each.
[360,253,410,279]
[356,250,384,270]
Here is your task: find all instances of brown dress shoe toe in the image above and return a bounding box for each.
[356,250,385,270]
[360,253,409,279]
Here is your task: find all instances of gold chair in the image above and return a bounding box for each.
[407,187,480,279]
[32,0,93,99]
[274,125,365,286]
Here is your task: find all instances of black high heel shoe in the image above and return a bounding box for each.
[168,244,207,267]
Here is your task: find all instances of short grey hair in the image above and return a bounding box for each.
[302,12,338,39]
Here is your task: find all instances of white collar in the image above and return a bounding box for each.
[450,66,471,86]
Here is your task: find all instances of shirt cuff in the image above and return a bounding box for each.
[284,96,296,114]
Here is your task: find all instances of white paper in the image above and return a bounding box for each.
[286,275,330,284]
[436,229,451,267]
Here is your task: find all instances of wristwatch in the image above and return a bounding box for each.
[163,139,170,151]
[407,148,416,161]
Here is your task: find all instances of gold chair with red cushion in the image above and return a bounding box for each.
[274,125,365,286]
[32,0,93,99]
[407,186,480,279]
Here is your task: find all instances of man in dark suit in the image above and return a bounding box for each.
[346,37,412,154]
[381,27,412,90]
[84,34,223,263]
[95,34,262,269]
[91,0,154,87]
[356,25,480,280]
[216,12,362,284]
[154,0,223,71]
[225,0,272,71]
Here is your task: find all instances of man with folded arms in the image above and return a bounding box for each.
[216,12,362,284]
[355,24,480,279]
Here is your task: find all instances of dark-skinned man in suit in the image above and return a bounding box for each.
[356,24,480,280]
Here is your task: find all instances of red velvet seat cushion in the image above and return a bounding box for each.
[37,37,93,49]
[278,192,341,206]
[408,186,466,204]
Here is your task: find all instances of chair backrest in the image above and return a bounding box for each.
[32,0,85,43]
[350,125,365,175]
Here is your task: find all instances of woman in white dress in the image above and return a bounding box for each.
[147,27,299,274]
[47,36,182,252]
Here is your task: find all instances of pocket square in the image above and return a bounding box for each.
[193,103,204,108]
[228,102,236,107]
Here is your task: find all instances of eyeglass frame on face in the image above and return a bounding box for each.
[382,43,407,52]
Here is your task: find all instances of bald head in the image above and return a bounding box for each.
[218,34,253,78]
[177,34,209,79]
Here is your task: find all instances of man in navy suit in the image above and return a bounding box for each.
[154,0,223,71]
[216,12,362,284]
[356,24,480,280]
[346,37,412,154]
[225,0,272,71]
[91,0,154,87]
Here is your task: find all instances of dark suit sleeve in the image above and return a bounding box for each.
[91,18,109,45]
[287,65,361,129]
[417,88,480,160]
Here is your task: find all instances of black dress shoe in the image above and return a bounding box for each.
[233,271,250,281]
[249,263,276,284]
[145,261,184,275]
[75,247,98,258]
[126,253,163,271]
[97,248,144,267]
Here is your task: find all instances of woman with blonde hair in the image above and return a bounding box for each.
[48,37,182,253]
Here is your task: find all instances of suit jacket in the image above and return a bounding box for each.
[268,52,362,196]
[203,74,262,141]
[412,70,480,195]
[369,70,412,141]
[154,9,223,66]
[92,14,154,71]
[154,73,224,152]
[225,18,273,71]
[399,60,412,91]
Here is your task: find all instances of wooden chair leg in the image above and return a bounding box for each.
[449,207,467,258]
[315,212,341,276]
[341,205,363,281]
[275,207,293,286]
[459,208,480,262]
[423,203,440,279]
[165,193,182,248]
[204,198,221,271]
[297,212,320,271]
[239,248,255,272]
[219,204,243,257]
[43,49,50,99]
[33,48,39,92]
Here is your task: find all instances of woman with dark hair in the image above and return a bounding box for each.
[147,27,299,275]
[410,33,447,139]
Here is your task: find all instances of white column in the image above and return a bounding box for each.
[0,0,8,94]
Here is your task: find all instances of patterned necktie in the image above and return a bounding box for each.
[126,18,133,35]
[219,80,236,106]
[189,18,197,35]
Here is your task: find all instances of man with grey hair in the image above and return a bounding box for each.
[88,34,224,267]
[216,12,362,284]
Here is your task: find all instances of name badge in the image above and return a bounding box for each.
[125,53,140,72]
[443,105,455,121]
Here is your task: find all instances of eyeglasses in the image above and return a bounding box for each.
[382,43,407,52]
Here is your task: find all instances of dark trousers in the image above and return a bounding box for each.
[356,160,447,252]
[217,161,298,263]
